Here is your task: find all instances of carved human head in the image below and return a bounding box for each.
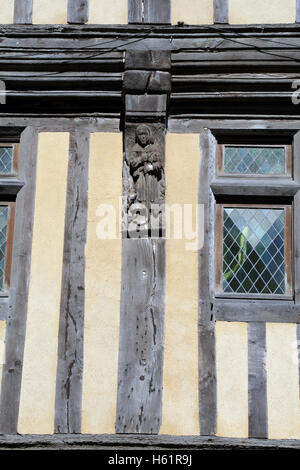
[135,124,154,147]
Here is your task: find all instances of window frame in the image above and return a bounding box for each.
[0,143,20,177]
[216,143,292,179]
[215,202,293,301]
[0,142,19,298]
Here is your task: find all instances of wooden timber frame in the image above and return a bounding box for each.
[1,15,300,449]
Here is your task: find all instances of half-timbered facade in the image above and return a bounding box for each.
[0,0,300,450]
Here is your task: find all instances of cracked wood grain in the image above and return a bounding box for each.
[198,129,217,436]
[248,322,268,438]
[116,238,166,433]
[13,0,33,24]
[0,127,38,434]
[54,130,90,434]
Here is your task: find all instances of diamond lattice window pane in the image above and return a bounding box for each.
[0,206,8,291]
[0,147,13,174]
[224,146,286,175]
[223,207,285,295]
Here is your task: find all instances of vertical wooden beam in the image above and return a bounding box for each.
[13,0,33,24]
[214,0,228,24]
[54,130,90,434]
[297,0,300,23]
[294,131,300,401]
[294,131,300,306]
[0,127,38,434]
[248,322,268,439]
[116,238,166,433]
[128,0,171,24]
[144,0,171,24]
[198,129,217,436]
[128,0,143,23]
[67,0,89,24]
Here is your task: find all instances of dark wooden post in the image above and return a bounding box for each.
[116,50,171,434]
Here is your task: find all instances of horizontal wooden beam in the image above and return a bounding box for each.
[214,299,300,323]
[210,179,300,197]
[0,434,300,450]
[0,179,24,196]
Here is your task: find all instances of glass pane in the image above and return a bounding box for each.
[0,206,8,291]
[0,147,13,174]
[223,207,285,295]
[224,146,286,175]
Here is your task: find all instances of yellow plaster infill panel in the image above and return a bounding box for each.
[82,132,122,434]
[88,0,127,24]
[160,134,200,436]
[172,0,214,25]
[266,323,300,439]
[216,321,248,438]
[0,0,14,23]
[229,0,296,24]
[0,321,6,393]
[18,132,69,434]
[33,0,67,24]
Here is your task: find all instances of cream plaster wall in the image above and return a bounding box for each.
[88,0,127,24]
[266,323,300,439]
[18,132,69,434]
[81,132,122,434]
[216,321,248,438]
[160,133,200,435]
[0,0,14,23]
[229,0,296,24]
[33,0,68,24]
[172,0,214,25]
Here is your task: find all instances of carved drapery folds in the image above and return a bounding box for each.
[123,123,165,238]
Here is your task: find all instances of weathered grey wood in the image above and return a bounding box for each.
[54,131,90,434]
[214,0,228,24]
[13,0,33,24]
[125,50,171,71]
[294,131,300,306]
[214,299,300,323]
[198,129,217,436]
[168,119,300,134]
[125,95,167,119]
[297,0,300,23]
[211,179,300,197]
[2,433,300,449]
[0,127,38,434]
[248,322,268,439]
[144,0,171,24]
[68,0,89,24]
[116,238,166,433]
[0,299,8,321]
[128,0,143,23]
[297,325,300,399]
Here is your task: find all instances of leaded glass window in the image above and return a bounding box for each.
[216,205,292,298]
[218,145,291,176]
[0,144,19,176]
